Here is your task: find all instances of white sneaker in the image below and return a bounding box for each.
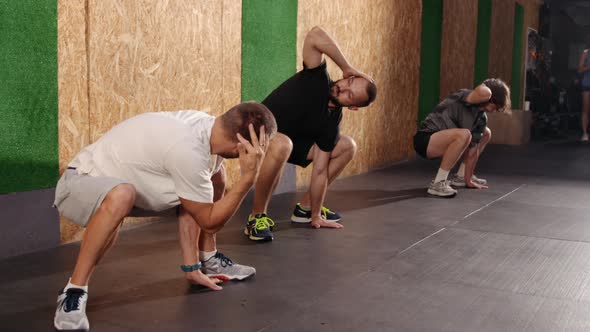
[450,174,487,187]
[427,180,457,197]
[54,288,89,331]
[471,175,487,185]
[201,251,256,281]
[581,134,589,142]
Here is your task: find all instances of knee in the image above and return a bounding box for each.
[337,135,358,157]
[268,133,293,159]
[212,164,226,187]
[455,129,472,144]
[483,127,492,141]
[101,183,136,220]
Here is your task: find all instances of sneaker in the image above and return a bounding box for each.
[201,251,256,281]
[427,180,457,197]
[581,134,589,142]
[450,174,487,187]
[290,203,342,223]
[244,213,274,241]
[54,288,89,331]
[471,174,487,185]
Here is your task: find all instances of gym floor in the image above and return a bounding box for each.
[2,141,590,331]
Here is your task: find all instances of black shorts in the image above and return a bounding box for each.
[413,131,434,159]
[583,86,590,92]
[288,137,315,168]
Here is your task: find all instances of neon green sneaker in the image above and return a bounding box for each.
[244,213,274,241]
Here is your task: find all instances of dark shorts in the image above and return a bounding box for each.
[288,137,315,168]
[413,131,435,159]
[583,86,590,92]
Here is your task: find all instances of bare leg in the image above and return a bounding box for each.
[70,184,136,286]
[197,165,225,253]
[427,129,472,171]
[463,127,491,189]
[299,135,357,206]
[178,207,222,291]
[251,133,293,215]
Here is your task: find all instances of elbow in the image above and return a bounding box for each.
[199,214,224,234]
[201,222,222,235]
[478,86,492,101]
[310,26,325,36]
[307,26,327,43]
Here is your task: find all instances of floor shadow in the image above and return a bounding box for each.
[325,188,429,213]
[0,277,252,329]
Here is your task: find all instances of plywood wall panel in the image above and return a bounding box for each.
[489,0,515,84]
[87,0,224,142]
[296,0,422,189]
[520,0,540,31]
[440,0,478,97]
[58,0,90,242]
[221,0,243,189]
[58,0,242,243]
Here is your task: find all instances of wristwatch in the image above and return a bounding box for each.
[180,262,202,272]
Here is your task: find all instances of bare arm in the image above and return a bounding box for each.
[181,125,266,234]
[177,164,228,291]
[578,50,590,74]
[302,26,373,82]
[180,176,252,234]
[309,148,343,229]
[465,85,492,105]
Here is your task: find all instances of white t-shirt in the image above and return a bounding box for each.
[69,111,224,211]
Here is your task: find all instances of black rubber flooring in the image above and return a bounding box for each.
[2,140,590,331]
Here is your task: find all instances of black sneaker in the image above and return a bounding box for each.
[290,203,342,223]
[244,213,274,241]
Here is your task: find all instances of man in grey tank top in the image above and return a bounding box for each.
[413,79,511,197]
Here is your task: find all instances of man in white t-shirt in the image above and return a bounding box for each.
[53,102,276,331]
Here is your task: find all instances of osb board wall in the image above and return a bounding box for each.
[296,0,422,189]
[440,0,479,97]
[519,0,540,32]
[489,0,516,85]
[488,0,540,108]
[58,0,90,242]
[58,0,242,242]
[58,0,89,178]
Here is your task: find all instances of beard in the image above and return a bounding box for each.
[329,82,343,108]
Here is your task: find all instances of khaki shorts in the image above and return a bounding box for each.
[53,169,126,227]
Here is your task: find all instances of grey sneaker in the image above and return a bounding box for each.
[450,174,487,187]
[471,175,487,185]
[54,288,89,331]
[427,180,457,197]
[201,251,256,281]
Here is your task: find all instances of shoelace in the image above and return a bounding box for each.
[214,251,233,267]
[61,288,85,313]
[254,215,275,230]
[320,206,334,218]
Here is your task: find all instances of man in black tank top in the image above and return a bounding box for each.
[244,26,378,242]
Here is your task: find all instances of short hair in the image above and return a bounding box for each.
[483,78,511,112]
[220,102,277,143]
[358,79,377,107]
